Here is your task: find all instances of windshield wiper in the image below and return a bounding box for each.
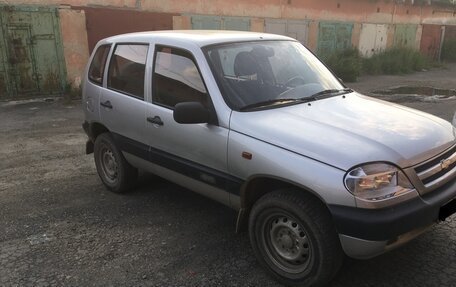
[307,88,353,99]
[239,89,353,111]
[240,98,300,111]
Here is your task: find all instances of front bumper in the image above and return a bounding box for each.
[329,176,456,259]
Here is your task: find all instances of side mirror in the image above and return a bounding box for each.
[173,102,210,124]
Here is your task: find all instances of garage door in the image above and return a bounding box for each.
[265,19,309,45]
[420,24,442,60]
[0,5,66,99]
[191,15,250,31]
[358,23,388,57]
[317,22,353,57]
[394,24,418,49]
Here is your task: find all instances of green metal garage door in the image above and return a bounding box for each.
[0,5,66,99]
[190,15,250,31]
[394,24,417,49]
[317,22,353,57]
[265,19,310,45]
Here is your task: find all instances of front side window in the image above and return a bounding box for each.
[107,44,148,99]
[153,46,209,108]
[88,44,111,85]
[205,40,346,111]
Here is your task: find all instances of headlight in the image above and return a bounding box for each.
[344,163,417,208]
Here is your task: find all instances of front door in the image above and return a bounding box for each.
[145,45,231,196]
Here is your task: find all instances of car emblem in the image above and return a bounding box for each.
[441,158,453,170]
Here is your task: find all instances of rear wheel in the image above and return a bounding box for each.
[94,133,137,193]
[249,189,343,287]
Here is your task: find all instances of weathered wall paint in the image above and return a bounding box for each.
[385,24,396,49]
[307,21,319,51]
[4,0,455,25]
[415,24,423,50]
[142,0,283,19]
[173,15,192,30]
[351,22,362,52]
[250,18,265,32]
[59,8,89,87]
[0,0,138,8]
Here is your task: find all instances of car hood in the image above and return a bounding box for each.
[229,93,456,171]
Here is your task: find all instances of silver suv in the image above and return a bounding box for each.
[82,31,456,286]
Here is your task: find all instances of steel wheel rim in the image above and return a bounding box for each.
[262,212,313,274]
[99,145,118,184]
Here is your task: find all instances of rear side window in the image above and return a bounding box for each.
[107,44,148,99]
[88,44,111,85]
[153,46,209,108]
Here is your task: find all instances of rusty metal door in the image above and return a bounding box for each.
[317,22,353,57]
[0,20,10,96]
[0,5,66,99]
[265,19,309,45]
[7,26,38,94]
[359,23,387,57]
[420,25,442,60]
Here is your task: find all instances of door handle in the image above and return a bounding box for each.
[147,116,164,126]
[100,100,113,109]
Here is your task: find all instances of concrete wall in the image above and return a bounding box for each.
[2,0,455,25]
[59,7,89,88]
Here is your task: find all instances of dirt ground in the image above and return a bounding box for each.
[0,66,455,287]
[349,63,456,122]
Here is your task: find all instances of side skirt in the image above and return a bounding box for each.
[123,152,233,208]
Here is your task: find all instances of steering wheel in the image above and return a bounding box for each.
[284,76,306,87]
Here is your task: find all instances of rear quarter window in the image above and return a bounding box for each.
[88,44,111,85]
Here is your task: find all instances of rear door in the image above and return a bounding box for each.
[84,44,111,121]
[99,43,149,151]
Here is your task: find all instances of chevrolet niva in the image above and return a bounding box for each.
[82,31,456,286]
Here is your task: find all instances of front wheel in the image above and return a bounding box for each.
[249,190,343,287]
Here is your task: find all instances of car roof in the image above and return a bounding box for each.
[103,30,295,47]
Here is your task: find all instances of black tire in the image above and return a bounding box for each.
[94,133,138,193]
[248,189,343,287]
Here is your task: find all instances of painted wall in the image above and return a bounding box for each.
[2,0,456,25]
[59,8,89,87]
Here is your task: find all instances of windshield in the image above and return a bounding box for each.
[205,40,346,111]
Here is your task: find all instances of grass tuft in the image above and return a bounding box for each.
[322,47,432,82]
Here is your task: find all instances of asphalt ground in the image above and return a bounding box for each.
[0,66,455,286]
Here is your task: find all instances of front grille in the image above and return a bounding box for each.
[414,145,456,192]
